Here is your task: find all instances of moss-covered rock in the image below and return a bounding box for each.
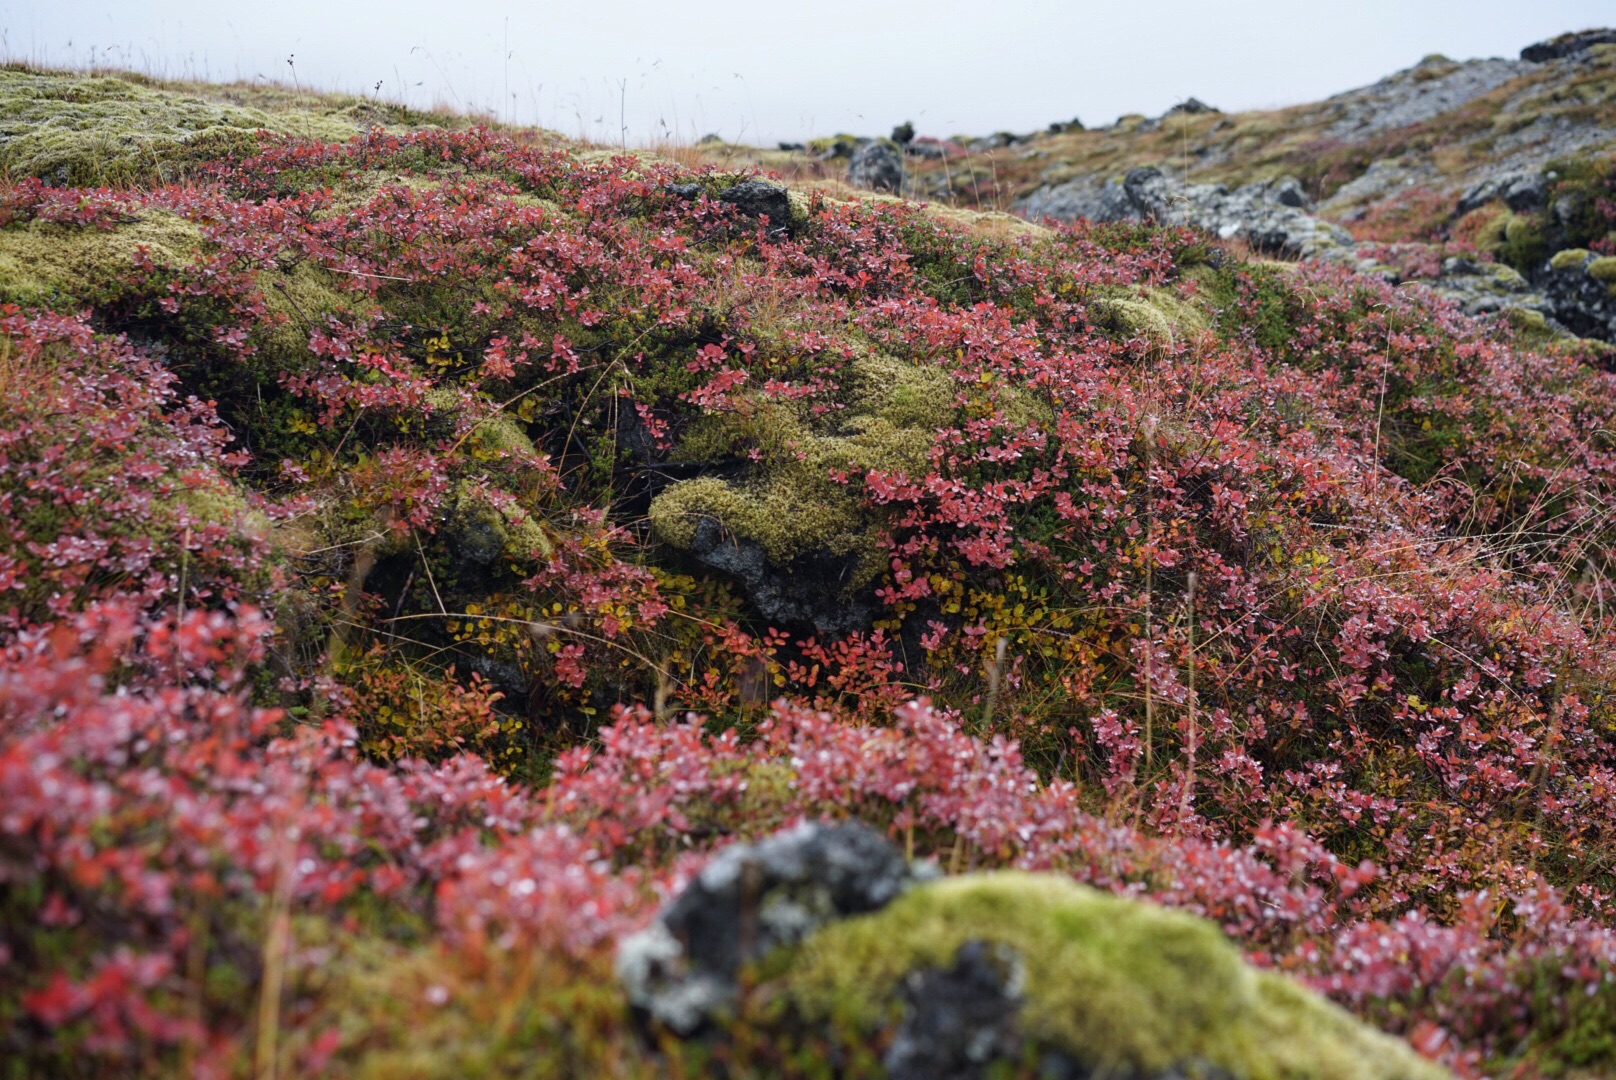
[0,208,202,307]
[1550,247,1592,271]
[649,352,956,587]
[783,872,1449,1080]
[1587,255,1616,283]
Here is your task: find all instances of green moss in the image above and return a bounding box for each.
[260,260,377,359]
[1586,256,1616,283]
[648,353,958,584]
[0,66,483,187]
[1090,286,1208,353]
[1550,248,1592,272]
[784,873,1448,1080]
[0,209,203,308]
[0,68,365,185]
[448,484,552,565]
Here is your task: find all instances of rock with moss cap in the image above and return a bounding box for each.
[1540,248,1616,340]
[619,821,1450,1079]
[647,352,959,634]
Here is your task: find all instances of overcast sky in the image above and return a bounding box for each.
[3,1,1612,144]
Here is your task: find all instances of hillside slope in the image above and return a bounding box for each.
[1,66,1616,1077]
[737,29,1616,344]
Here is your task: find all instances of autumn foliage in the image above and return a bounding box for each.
[3,123,1616,1076]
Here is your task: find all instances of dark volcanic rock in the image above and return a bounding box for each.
[886,941,1025,1080]
[1457,169,1548,214]
[682,517,875,636]
[616,821,930,1035]
[848,139,905,192]
[717,178,793,236]
[666,178,795,237]
[1522,29,1616,63]
[1541,249,1616,340]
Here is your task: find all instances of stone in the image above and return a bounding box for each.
[678,516,876,636]
[616,820,931,1035]
[891,120,915,146]
[1522,29,1616,63]
[1540,248,1616,340]
[716,178,793,237]
[885,940,1025,1080]
[1164,97,1219,117]
[1457,170,1548,214]
[665,178,795,237]
[848,139,906,192]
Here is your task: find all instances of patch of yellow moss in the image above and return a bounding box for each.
[0,208,203,307]
[1550,247,1592,271]
[1089,285,1208,353]
[785,872,1450,1080]
[1586,255,1616,283]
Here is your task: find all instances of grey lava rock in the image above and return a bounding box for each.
[1021,165,1351,258]
[1457,169,1548,214]
[616,821,932,1035]
[848,139,906,192]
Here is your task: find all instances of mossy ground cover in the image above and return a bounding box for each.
[4,71,1616,1077]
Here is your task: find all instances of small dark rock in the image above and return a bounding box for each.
[665,179,795,237]
[848,140,905,192]
[1164,97,1219,116]
[777,141,806,152]
[891,121,916,146]
[1270,175,1310,209]
[885,941,1025,1080]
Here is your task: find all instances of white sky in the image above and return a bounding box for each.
[3,1,1612,144]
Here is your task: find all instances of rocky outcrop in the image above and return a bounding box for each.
[848,139,905,192]
[618,821,1452,1080]
[1456,169,1548,214]
[674,516,878,636]
[1022,166,1351,258]
[1522,29,1616,63]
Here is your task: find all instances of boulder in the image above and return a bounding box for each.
[1540,249,1616,340]
[1457,170,1548,214]
[618,822,1453,1080]
[666,178,795,237]
[848,139,906,192]
[616,820,929,1034]
[1164,97,1220,117]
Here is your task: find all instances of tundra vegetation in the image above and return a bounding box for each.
[4,64,1616,1078]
